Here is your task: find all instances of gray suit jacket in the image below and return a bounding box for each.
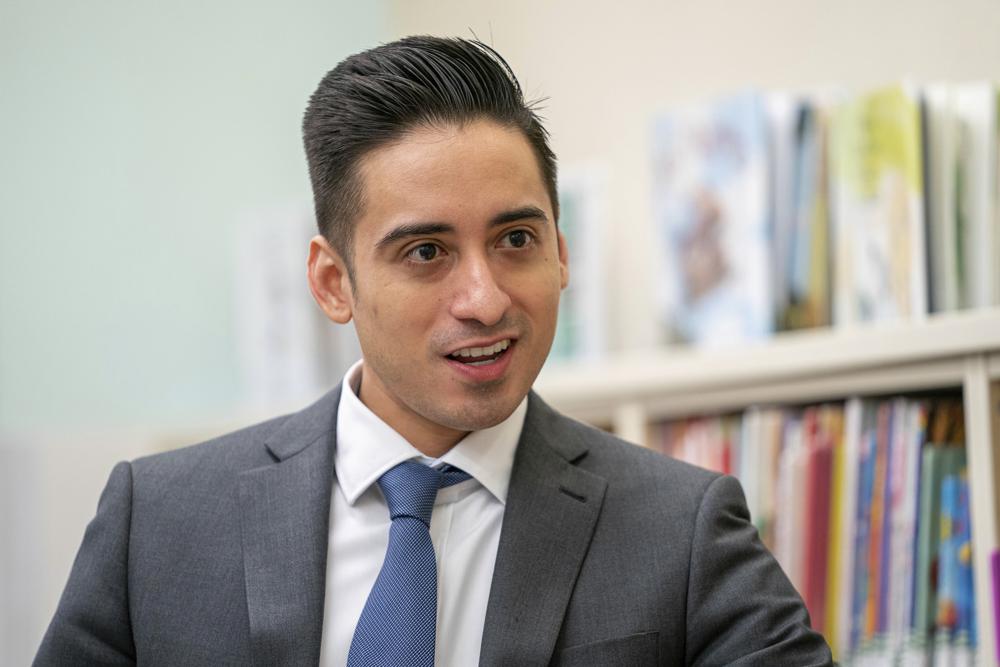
[36,387,832,666]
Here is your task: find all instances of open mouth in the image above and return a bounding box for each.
[446,339,514,366]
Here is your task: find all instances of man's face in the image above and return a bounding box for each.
[326,119,568,446]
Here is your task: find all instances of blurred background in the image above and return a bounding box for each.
[4,0,1000,663]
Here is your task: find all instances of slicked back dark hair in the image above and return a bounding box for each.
[302,36,558,277]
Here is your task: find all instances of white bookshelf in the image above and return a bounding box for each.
[536,307,1000,664]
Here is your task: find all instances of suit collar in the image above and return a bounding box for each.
[262,384,342,461]
[479,391,608,666]
[523,391,592,463]
[239,384,341,665]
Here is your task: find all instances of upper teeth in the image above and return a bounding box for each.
[452,339,511,358]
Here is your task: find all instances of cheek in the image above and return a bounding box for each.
[365,291,442,339]
[352,273,440,348]
[520,277,562,320]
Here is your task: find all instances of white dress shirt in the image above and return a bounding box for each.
[319,360,525,667]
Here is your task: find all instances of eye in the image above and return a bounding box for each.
[500,229,534,249]
[405,242,443,263]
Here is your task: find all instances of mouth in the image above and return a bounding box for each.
[446,338,515,367]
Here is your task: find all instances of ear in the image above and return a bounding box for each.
[557,229,570,290]
[307,234,354,324]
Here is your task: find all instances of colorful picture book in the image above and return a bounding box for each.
[830,85,927,325]
[651,92,773,346]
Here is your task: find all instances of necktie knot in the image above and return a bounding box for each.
[378,460,440,526]
[377,460,471,526]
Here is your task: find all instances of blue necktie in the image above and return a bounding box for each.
[347,460,470,667]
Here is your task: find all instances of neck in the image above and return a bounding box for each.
[357,371,468,459]
[394,421,467,459]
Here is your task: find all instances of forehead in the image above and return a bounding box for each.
[353,120,552,239]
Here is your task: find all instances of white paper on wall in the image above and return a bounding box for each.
[233,203,360,409]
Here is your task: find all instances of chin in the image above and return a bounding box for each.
[436,397,522,432]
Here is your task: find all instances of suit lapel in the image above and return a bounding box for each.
[480,393,608,666]
[238,386,341,666]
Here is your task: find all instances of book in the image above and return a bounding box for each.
[802,408,833,633]
[936,461,976,660]
[952,83,1000,310]
[911,442,936,638]
[901,403,928,646]
[739,407,763,532]
[781,99,833,330]
[887,400,926,656]
[759,408,785,550]
[776,416,808,593]
[884,399,906,652]
[923,84,963,313]
[551,164,609,361]
[914,444,950,639]
[852,402,877,652]
[651,92,773,345]
[821,403,846,651]
[835,398,863,660]
[766,93,798,331]
[830,85,928,325]
[865,402,892,640]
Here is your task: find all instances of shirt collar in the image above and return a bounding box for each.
[335,359,525,506]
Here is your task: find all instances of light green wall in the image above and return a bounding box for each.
[0,1,386,432]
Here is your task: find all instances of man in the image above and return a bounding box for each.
[36,36,832,665]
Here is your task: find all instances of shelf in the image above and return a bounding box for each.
[536,308,1000,422]
[538,309,1000,663]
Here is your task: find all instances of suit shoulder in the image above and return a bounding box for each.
[130,412,291,479]
[539,406,739,556]
[536,406,722,523]
[552,408,719,489]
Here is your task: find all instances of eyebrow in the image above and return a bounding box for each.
[374,205,549,250]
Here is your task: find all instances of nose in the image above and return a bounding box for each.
[448,253,511,326]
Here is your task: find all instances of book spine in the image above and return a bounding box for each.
[853,403,876,651]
